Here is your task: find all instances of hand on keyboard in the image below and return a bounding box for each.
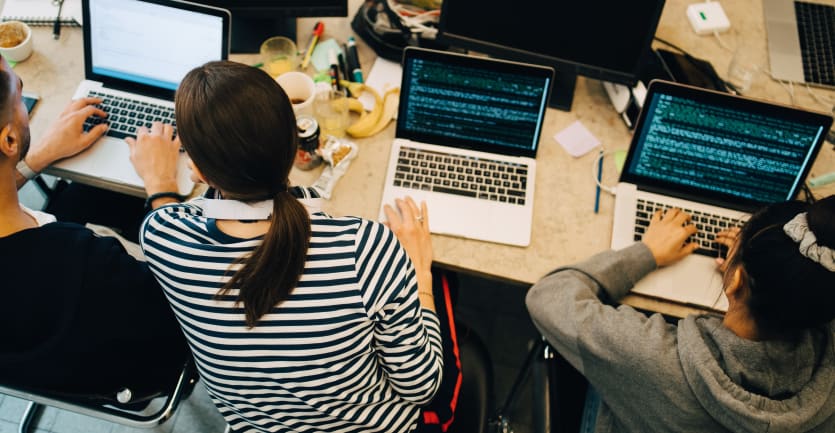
[641,208,699,267]
[28,97,108,171]
[382,196,434,308]
[713,227,741,272]
[125,122,181,196]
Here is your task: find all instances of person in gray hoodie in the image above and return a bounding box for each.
[526,195,835,433]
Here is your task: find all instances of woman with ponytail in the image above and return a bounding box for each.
[139,61,443,433]
[526,195,835,432]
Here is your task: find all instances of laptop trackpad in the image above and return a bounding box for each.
[631,254,728,311]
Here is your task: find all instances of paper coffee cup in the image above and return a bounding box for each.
[0,21,33,63]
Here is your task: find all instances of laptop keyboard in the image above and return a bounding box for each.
[795,0,835,87]
[393,145,529,205]
[633,198,748,256]
[82,90,176,139]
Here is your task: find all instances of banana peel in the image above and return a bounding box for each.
[338,78,400,138]
[361,88,399,137]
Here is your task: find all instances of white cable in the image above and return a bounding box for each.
[592,149,618,195]
[711,30,733,52]
[804,83,835,112]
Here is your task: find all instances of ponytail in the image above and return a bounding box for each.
[177,61,310,328]
[218,191,311,328]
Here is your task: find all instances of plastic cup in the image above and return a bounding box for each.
[726,48,761,94]
[260,36,299,78]
[314,88,350,138]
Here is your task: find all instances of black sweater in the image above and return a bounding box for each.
[0,222,189,398]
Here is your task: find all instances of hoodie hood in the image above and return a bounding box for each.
[677,316,835,433]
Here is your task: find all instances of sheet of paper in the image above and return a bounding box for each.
[554,120,600,158]
[2,0,83,25]
[358,57,402,112]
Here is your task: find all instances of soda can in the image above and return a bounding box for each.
[295,115,323,170]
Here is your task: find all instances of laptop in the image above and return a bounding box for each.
[763,0,835,89]
[50,0,230,197]
[377,47,553,247]
[612,80,832,311]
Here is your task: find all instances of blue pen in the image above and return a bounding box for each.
[594,149,603,213]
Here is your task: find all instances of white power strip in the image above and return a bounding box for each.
[687,2,730,35]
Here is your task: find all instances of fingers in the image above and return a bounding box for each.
[74,104,107,122]
[66,97,102,113]
[714,227,740,247]
[382,203,401,227]
[85,123,109,143]
[396,197,417,224]
[383,197,430,231]
[136,122,175,139]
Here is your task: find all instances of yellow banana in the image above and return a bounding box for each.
[346,97,365,113]
[346,97,367,125]
[346,85,384,138]
[361,88,399,137]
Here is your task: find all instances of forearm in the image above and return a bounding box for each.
[416,270,435,312]
[526,243,659,373]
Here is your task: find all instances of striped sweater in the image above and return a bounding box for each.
[140,189,443,432]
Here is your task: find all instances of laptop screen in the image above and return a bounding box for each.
[83,0,230,98]
[396,47,553,158]
[621,80,832,211]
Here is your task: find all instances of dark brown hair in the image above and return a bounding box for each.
[723,195,835,337]
[175,61,310,327]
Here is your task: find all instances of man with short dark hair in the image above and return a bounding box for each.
[0,55,189,400]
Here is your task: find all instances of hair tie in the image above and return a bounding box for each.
[783,212,835,272]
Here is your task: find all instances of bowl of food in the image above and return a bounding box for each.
[0,20,33,63]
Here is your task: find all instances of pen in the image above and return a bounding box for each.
[328,48,340,91]
[337,51,348,83]
[53,0,64,40]
[346,36,364,83]
[301,21,324,70]
[594,149,603,214]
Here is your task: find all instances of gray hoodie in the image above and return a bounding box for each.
[525,243,835,433]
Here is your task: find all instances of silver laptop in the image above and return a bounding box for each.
[612,80,832,311]
[763,0,835,89]
[50,0,230,197]
[378,47,553,247]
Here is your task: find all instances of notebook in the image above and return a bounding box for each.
[1,0,82,26]
[377,47,553,247]
[763,0,835,89]
[49,0,230,197]
[611,80,832,311]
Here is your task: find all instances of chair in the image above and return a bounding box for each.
[0,357,198,433]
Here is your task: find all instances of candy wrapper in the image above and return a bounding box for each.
[312,136,359,199]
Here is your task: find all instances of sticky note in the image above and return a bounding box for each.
[310,38,342,72]
[613,149,627,174]
[554,120,600,157]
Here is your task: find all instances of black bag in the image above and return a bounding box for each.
[415,268,463,432]
[350,0,448,62]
